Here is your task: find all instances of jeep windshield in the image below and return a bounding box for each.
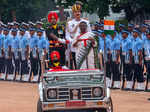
[43,74,104,86]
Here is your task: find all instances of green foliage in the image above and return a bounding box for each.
[115,19,128,31]
[111,0,150,22]
[0,0,56,23]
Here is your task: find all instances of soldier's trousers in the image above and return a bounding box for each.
[132,64,144,83]
[111,62,120,81]
[106,62,112,79]
[106,61,120,81]
[123,63,133,81]
[145,61,150,79]
[14,59,20,75]
[21,59,29,75]
[6,58,14,74]
[30,58,39,76]
[0,57,5,74]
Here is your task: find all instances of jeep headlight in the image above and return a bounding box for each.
[47,89,57,99]
[92,87,103,97]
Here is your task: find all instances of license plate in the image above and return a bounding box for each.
[66,101,86,107]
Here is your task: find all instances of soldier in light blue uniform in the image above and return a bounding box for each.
[37,28,47,81]
[132,29,144,90]
[19,28,30,81]
[128,24,134,40]
[3,28,13,80]
[141,24,148,40]
[98,31,112,87]
[29,28,39,82]
[11,28,20,80]
[108,31,121,89]
[121,30,133,89]
[0,27,5,79]
[143,31,150,91]
[117,24,125,40]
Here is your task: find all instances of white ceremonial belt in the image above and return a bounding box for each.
[122,52,126,55]
[145,57,150,61]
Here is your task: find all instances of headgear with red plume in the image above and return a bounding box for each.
[50,51,61,67]
[48,12,58,23]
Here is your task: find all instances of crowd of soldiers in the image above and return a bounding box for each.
[0,21,49,82]
[94,22,150,91]
[0,1,150,92]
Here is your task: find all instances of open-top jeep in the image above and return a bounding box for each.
[37,69,113,112]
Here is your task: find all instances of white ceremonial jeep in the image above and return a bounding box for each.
[37,69,113,112]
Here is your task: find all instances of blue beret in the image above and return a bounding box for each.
[133,29,140,34]
[95,22,99,26]
[98,30,104,34]
[128,24,134,27]
[37,28,44,32]
[29,28,36,31]
[119,24,125,27]
[12,28,18,32]
[20,28,26,32]
[3,28,9,31]
[122,30,129,34]
[141,24,148,28]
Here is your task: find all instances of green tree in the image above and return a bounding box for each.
[0,0,56,23]
[111,0,150,23]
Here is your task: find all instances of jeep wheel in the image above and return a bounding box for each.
[97,97,113,112]
[37,98,44,112]
[107,97,113,112]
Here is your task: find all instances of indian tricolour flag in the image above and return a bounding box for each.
[104,20,115,35]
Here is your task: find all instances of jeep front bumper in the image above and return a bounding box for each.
[42,99,111,111]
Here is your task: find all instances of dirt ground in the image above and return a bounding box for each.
[0,81,149,112]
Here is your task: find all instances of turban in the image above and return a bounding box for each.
[72,4,81,12]
[50,51,60,61]
[48,12,58,23]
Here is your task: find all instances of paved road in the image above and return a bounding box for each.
[0,81,149,112]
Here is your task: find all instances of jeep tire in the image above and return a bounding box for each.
[37,98,44,112]
[97,97,113,112]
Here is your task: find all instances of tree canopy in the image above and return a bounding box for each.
[0,0,56,23]
[1,0,150,23]
[111,0,150,23]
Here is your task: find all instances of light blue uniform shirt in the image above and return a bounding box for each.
[11,36,20,59]
[132,37,143,63]
[109,37,120,61]
[19,35,29,60]
[98,36,110,61]
[4,35,12,58]
[143,37,150,60]
[29,35,38,58]
[98,36,110,52]
[37,36,47,59]
[141,32,146,40]
[121,37,132,63]
[0,34,4,57]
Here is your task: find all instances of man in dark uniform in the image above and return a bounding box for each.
[46,12,67,66]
